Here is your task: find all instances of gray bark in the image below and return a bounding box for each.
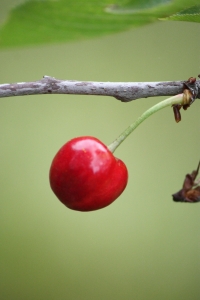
[0,76,199,102]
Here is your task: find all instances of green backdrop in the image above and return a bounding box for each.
[0,7,200,300]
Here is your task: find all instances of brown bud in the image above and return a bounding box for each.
[172,162,200,203]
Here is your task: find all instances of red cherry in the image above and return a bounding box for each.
[49,136,128,211]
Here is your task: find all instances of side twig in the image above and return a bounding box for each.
[0,76,200,102]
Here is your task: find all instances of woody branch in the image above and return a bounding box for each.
[0,76,200,102]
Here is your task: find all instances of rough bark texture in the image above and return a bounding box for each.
[0,76,199,102]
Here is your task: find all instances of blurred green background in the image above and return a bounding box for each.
[0,3,200,299]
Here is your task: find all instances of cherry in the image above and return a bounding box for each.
[49,95,188,211]
[49,136,128,211]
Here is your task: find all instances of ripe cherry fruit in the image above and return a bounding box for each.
[49,136,128,211]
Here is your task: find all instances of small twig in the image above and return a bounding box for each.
[0,75,199,102]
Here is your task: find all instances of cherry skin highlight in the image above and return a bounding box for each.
[49,136,128,211]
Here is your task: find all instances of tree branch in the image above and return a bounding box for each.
[0,76,200,102]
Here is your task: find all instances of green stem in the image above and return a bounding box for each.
[108,94,184,153]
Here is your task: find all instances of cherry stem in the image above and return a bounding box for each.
[108,94,184,153]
